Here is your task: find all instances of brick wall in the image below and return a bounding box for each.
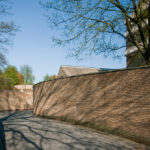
[33,66,150,140]
[0,90,33,111]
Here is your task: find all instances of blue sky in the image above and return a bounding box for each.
[5,0,126,83]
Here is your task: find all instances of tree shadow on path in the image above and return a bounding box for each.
[0,111,149,150]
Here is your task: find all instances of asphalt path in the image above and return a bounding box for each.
[0,111,149,150]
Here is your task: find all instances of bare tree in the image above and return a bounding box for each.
[0,0,17,67]
[20,65,35,85]
[41,0,150,64]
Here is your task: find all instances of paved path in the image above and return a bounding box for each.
[0,111,149,150]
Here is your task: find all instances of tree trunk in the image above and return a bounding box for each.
[143,1,150,66]
[146,60,150,65]
[148,2,150,65]
[144,53,150,65]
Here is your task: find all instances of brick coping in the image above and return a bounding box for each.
[34,65,150,86]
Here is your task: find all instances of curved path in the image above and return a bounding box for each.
[0,111,149,150]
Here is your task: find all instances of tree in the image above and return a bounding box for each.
[0,68,2,76]
[43,74,57,81]
[0,77,12,90]
[0,53,7,68]
[3,65,20,88]
[20,65,35,84]
[0,66,24,89]
[17,72,24,84]
[0,0,17,68]
[41,0,150,64]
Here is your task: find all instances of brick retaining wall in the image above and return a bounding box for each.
[33,66,150,140]
[0,90,33,111]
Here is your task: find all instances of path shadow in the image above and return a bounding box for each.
[0,119,6,150]
[0,111,149,150]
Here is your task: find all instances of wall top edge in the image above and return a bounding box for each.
[34,65,150,87]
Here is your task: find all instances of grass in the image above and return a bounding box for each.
[38,114,150,147]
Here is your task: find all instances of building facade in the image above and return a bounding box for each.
[125,0,148,67]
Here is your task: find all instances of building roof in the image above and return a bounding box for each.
[58,65,112,77]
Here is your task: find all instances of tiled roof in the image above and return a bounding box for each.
[58,65,112,77]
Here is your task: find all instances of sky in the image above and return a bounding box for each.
[5,0,126,83]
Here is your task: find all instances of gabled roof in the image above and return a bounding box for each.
[58,65,112,77]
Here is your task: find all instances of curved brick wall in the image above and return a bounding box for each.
[33,66,150,140]
[0,90,33,111]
